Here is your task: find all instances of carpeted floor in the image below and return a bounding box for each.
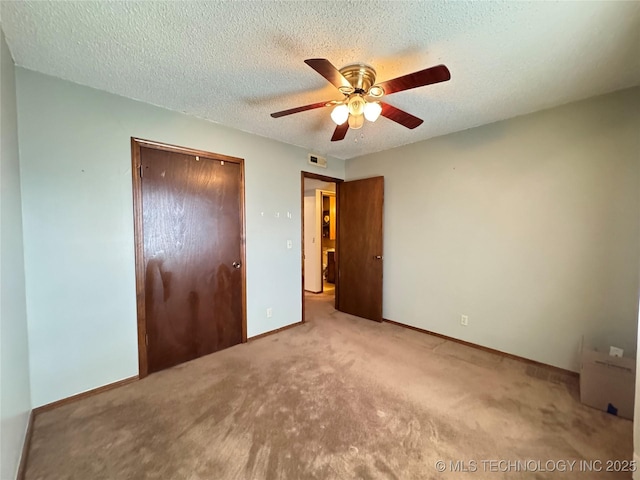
[25,293,632,479]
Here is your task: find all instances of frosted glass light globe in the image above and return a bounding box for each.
[364,101,382,122]
[331,104,349,125]
[347,95,366,116]
[348,114,364,130]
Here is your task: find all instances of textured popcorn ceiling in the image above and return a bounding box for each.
[2,1,639,160]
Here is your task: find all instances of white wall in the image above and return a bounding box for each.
[347,87,640,372]
[15,68,345,407]
[303,192,321,293]
[0,28,32,479]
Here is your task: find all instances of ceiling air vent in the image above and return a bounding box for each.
[308,153,327,168]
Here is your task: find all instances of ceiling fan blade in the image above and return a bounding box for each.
[331,122,349,141]
[376,65,450,96]
[270,100,332,118]
[305,59,352,91]
[380,102,424,129]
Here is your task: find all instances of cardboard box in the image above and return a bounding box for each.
[580,347,636,420]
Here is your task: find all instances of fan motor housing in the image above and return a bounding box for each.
[339,63,377,93]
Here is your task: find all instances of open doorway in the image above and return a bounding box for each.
[302,177,336,296]
[301,172,342,320]
[301,172,384,324]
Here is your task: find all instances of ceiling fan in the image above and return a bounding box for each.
[270,58,450,142]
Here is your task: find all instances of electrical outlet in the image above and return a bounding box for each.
[266,308,273,318]
[461,315,469,326]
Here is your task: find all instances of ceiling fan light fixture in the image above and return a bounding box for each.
[271,58,450,141]
[348,114,364,130]
[364,101,382,122]
[331,104,349,125]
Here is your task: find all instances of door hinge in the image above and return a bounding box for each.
[145,333,149,346]
[139,165,143,178]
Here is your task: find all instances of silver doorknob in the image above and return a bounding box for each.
[232,261,242,269]
[374,255,382,260]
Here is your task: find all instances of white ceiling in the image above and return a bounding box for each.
[2,1,639,160]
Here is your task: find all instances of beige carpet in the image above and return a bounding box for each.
[25,294,632,479]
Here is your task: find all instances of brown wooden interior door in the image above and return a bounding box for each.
[140,146,244,373]
[337,176,384,321]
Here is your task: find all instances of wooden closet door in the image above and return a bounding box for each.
[139,145,244,374]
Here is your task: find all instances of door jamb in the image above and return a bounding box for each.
[131,137,247,378]
[301,171,343,323]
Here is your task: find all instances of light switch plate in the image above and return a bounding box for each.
[609,346,624,357]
